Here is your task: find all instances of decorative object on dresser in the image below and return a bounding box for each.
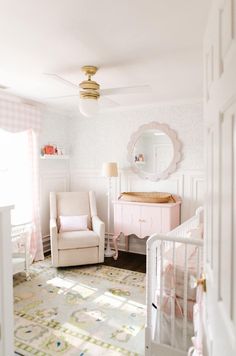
[127,122,181,181]
[113,192,181,260]
[102,162,118,257]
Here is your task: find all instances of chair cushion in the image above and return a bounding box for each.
[56,192,92,229]
[58,230,99,250]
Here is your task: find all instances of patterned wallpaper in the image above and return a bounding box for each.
[69,99,204,172]
[39,99,204,252]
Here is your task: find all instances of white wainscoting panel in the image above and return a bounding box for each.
[40,171,70,239]
[40,167,204,254]
[70,168,204,255]
[40,168,204,255]
[188,173,205,218]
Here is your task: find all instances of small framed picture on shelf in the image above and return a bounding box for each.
[135,153,145,162]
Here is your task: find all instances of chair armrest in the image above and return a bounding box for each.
[50,218,58,234]
[92,216,105,239]
[50,218,59,267]
[50,218,58,247]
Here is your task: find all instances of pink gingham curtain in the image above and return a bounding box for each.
[0,97,44,261]
[0,98,41,133]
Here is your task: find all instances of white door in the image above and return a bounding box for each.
[204,0,236,355]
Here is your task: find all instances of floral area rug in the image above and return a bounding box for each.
[13,258,146,356]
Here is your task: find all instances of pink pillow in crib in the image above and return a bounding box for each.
[163,244,200,301]
[187,224,204,239]
[59,215,88,232]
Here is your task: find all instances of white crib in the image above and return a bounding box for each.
[12,222,31,279]
[145,208,204,356]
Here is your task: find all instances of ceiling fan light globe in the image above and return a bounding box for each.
[79,97,99,117]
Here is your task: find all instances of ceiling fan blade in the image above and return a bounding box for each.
[0,84,8,90]
[44,73,79,90]
[100,85,151,96]
[99,96,119,108]
[44,95,119,111]
[43,94,78,100]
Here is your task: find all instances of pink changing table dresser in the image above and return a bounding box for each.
[112,198,181,260]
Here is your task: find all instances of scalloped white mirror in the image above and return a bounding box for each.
[127,122,181,181]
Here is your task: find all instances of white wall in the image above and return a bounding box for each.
[39,100,204,254]
[68,99,204,254]
[0,94,204,255]
[70,100,203,171]
[39,106,72,251]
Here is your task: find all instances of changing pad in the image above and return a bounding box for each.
[118,192,176,203]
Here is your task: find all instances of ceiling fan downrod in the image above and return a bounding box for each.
[79,65,100,100]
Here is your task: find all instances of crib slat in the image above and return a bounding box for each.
[159,240,164,343]
[171,241,176,347]
[183,243,188,350]
[197,246,200,278]
[146,240,158,342]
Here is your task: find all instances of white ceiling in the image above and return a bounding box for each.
[0,0,211,111]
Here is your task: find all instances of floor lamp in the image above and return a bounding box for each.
[102,162,118,257]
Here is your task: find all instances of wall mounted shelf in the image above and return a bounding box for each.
[40,155,69,160]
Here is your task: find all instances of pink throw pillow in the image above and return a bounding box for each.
[59,215,88,232]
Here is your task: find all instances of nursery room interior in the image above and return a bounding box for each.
[0,0,236,355]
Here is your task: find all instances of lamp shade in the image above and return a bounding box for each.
[102,162,118,177]
[79,98,99,117]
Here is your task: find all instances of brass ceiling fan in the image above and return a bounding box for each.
[45,65,151,117]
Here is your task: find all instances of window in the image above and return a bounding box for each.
[0,129,32,224]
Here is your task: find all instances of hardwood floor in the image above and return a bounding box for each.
[45,251,146,273]
[103,251,146,273]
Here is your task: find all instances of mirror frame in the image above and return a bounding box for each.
[127,121,182,181]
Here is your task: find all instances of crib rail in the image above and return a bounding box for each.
[145,208,204,355]
[168,207,203,238]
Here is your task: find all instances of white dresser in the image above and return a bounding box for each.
[113,199,181,259]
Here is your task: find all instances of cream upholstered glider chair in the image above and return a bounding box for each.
[50,191,105,267]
